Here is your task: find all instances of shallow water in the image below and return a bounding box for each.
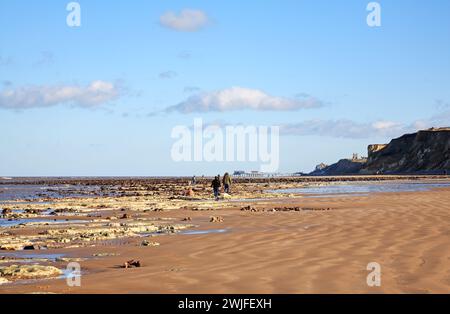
[60,268,82,280]
[302,193,370,198]
[0,252,65,260]
[140,228,229,237]
[0,201,54,206]
[0,218,87,228]
[181,229,228,235]
[0,184,107,202]
[229,198,268,203]
[270,182,450,196]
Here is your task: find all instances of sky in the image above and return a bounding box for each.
[1,0,450,176]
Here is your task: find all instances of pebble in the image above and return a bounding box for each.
[210,216,224,223]
[141,240,160,247]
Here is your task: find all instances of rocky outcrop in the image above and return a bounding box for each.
[362,128,450,174]
[0,265,62,279]
[309,158,366,176]
[314,163,328,172]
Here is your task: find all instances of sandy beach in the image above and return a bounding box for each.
[1,176,450,294]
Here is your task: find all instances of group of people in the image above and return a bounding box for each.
[189,173,233,200]
[211,172,232,200]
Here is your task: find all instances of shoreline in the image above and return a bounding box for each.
[1,177,450,293]
[1,174,450,186]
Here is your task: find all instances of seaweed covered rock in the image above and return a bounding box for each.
[0,264,62,279]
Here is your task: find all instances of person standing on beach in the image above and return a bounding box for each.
[223,172,232,194]
[211,176,221,200]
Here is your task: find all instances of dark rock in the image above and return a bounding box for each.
[309,159,365,176]
[241,206,258,212]
[122,259,141,268]
[23,245,39,250]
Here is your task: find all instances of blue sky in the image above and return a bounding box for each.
[1,0,450,176]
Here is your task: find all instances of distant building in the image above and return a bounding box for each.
[351,153,367,163]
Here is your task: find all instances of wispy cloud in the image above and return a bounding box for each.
[0,56,13,66]
[33,51,55,67]
[163,87,324,113]
[159,9,209,32]
[280,112,450,139]
[158,71,178,79]
[414,109,450,129]
[281,119,408,139]
[182,118,422,140]
[0,80,123,110]
[186,118,447,140]
[183,86,201,93]
[435,99,450,110]
[178,51,192,59]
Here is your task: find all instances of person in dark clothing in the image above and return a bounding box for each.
[211,176,221,199]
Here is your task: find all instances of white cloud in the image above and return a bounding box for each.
[159,9,209,32]
[0,80,122,110]
[371,121,404,132]
[165,87,324,113]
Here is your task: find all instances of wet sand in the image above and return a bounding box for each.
[1,177,450,293]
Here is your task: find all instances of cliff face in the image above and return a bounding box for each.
[308,128,450,176]
[367,144,387,162]
[362,128,450,174]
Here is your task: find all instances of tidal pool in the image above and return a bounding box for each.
[269,182,450,197]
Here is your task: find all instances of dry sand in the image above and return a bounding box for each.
[1,179,450,294]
